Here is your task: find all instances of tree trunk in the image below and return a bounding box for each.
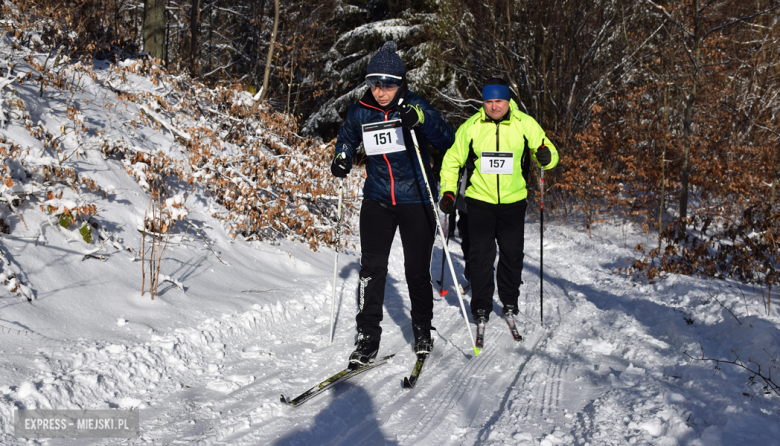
[679,0,701,229]
[286,32,297,115]
[680,85,695,223]
[143,0,166,61]
[659,83,670,247]
[771,150,779,205]
[187,0,201,75]
[260,0,280,103]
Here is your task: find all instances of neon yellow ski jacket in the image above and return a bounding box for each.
[440,99,559,204]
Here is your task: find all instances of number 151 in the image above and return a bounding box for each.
[374,132,391,145]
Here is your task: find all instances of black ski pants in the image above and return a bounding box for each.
[357,199,437,341]
[467,198,527,320]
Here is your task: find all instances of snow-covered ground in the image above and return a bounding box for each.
[3,208,780,446]
[0,26,779,446]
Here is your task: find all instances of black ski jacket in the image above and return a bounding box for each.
[335,89,454,205]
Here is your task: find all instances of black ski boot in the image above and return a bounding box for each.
[349,335,379,370]
[412,324,434,354]
[473,309,489,325]
[503,304,519,317]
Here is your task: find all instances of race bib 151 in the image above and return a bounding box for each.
[362,119,406,156]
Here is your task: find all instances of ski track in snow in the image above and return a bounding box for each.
[2,220,780,446]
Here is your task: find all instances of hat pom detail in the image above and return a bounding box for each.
[382,41,397,53]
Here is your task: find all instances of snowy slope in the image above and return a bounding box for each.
[0,26,778,446]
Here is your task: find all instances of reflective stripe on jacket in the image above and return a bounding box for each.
[440,99,559,205]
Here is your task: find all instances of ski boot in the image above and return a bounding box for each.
[348,335,379,370]
[503,304,519,317]
[474,309,489,325]
[412,324,434,354]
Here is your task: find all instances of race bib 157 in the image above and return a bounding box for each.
[480,151,514,175]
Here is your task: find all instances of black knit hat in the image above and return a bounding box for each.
[366,41,405,79]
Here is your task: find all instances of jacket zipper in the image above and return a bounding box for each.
[495,122,500,204]
[360,101,397,205]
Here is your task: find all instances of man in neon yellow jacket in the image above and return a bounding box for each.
[438,78,559,334]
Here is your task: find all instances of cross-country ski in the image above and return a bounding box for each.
[504,314,523,342]
[402,353,431,389]
[475,322,486,349]
[281,355,395,406]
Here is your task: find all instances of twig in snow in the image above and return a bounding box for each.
[82,254,105,261]
[82,225,124,261]
[139,105,191,142]
[685,343,780,398]
[0,324,31,335]
[185,221,228,266]
[160,274,184,291]
[0,195,28,230]
[736,283,750,317]
[705,284,741,325]
[241,288,278,294]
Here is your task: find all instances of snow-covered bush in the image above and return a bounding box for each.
[631,204,780,312]
[0,3,358,269]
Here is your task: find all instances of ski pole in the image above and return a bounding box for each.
[407,124,480,356]
[330,178,344,344]
[540,166,544,325]
[436,212,450,297]
[437,181,461,296]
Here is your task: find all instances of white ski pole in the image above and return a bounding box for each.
[330,179,344,344]
[436,216,450,297]
[408,128,480,355]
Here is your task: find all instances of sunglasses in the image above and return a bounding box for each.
[365,75,402,90]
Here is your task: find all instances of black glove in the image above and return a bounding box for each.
[535,144,552,166]
[439,192,455,214]
[330,152,351,178]
[400,104,424,128]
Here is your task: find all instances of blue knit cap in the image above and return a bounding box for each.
[366,41,405,79]
[482,84,511,101]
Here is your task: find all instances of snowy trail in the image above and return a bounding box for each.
[3,218,780,445]
[388,325,548,445]
[7,226,618,445]
[74,224,574,446]
[262,225,583,445]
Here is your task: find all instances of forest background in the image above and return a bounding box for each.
[4,0,780,303]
